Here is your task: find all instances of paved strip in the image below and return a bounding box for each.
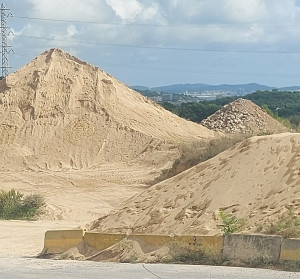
[0,257,298,279]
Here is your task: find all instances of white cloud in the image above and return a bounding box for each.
[27,0,115,21]
[105,0,142,20]
[7,0,300,87]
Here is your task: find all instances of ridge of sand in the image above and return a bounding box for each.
[201,98,289,134]
[90,133,300,236]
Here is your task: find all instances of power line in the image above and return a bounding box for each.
[98,62,300,78]
[14,34,300,54]
[13,15,300,30]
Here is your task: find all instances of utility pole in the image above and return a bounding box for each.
[0,3,12,79]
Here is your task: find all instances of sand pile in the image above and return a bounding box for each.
[90,132,300,236]
[52,238,172,263]
[201,98,289,134]
[0,49,218,256]
[0,48,215,172]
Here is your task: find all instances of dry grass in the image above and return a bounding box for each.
[153,135,248,184]
[258,208,300,238]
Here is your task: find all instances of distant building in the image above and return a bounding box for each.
[162,94,173,101]
[149,96,162,103]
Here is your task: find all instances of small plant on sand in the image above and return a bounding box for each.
[263,208,300,238]
[218,210,244,235]
[0,189,45,220]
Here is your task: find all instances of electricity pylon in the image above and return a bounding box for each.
[0,3,13,78]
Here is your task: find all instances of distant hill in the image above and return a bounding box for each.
[151,83,273,95]
[132,83,300,96]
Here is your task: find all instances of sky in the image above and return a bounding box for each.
[4,0,300,87]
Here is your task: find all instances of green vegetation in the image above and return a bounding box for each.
[159,90,300,128]
[260,104,293,129]
[176,102,221,123]
[218,210,244,235]
[0,189,45,220]
[245,90,300,125]
[256,208,300,238]
[161,101,221,123]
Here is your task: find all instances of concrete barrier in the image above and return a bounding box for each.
[84,232,126,251]
[127,234,172,253]
[223,234,282,262]
[173,235,223,256]
[280,238,300,261]
[41,229,300,264]
[42,229,84,254]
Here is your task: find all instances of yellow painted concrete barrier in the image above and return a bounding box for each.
[173,235,223,256]
[84,232,126,251]
[280,238,300,261]
[41,229,300,264]
[42,229,84,254]
[127,234,172,253]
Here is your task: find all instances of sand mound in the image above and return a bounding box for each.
[90,133,300,235]
[49,238,172,263]
[0,48,215,171]
[201,98,289,134]
[0,49,219,256]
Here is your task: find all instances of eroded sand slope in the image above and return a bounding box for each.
[91,133,300,235]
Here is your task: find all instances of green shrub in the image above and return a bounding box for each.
[218,210,244,235]
[0,189,45,220]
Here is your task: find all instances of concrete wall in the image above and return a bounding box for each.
[84,232,126,251]
[42,230,300,263]
[173,235,223,256]
[42,229,84,254]
[223,234,282,262]
[280,238,300,261]
[127,234,172,253]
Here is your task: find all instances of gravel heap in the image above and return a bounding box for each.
[201,98,289,134]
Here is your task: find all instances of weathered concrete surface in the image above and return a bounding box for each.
[42,229,84,254]
[223,234,282,262]
[127,234,172,253]
[173,235,223,255]
[280,238,300,261]
[84,232,126,251]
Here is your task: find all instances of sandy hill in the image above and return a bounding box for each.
[0,48,215,172]
[0,49,218,256]
[201,98,289,134]
[90,132,300,236]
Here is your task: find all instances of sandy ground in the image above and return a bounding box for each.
[0,220,79,257]
[0,163,158,256]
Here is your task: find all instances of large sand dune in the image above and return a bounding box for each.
[0,49,216,256]
[91,133,300,236]
[0,48,214,171]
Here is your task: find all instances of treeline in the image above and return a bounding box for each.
[160,90,300,128]
[162,102,221,123]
